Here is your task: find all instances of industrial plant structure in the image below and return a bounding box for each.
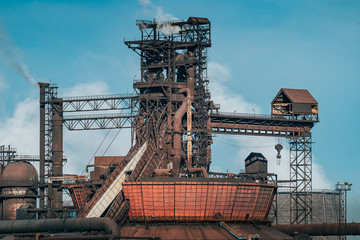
[0,17,357,240]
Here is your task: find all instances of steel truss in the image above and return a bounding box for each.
[39,89,137,208]
[289,135,312,224]
[63,113,133,130]
[39,83,59,180]
[0,145,16,165]
[338,190,346,240]
[61,94,136,112]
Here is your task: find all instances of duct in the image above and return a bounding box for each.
[51,99,64,209]
[186,65,195,97]
[273,223,360,236]
[172,90,188,173]
[172,88,208,177]
[0,217,120,237]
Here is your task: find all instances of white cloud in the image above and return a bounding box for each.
[312,160,332,189]
[0,82,131,177]
[60,80,110,97]
[208,62,260,113]
[139,0,150,6]
[0,97,39,155]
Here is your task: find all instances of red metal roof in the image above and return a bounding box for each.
[278,88,317,104]
[123,180,276,222]
[187,17,210,24]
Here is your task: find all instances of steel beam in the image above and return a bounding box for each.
[61,94,136,112]
[63,113,133,130]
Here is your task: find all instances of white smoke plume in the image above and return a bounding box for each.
[0,21,39,87]
[138,0,181,35]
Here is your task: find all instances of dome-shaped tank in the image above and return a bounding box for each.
[1,161,38,220]
[1,161,38,183]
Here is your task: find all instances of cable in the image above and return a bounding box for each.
[101,128,122,157]
[63,129,113,204]
[80,129,112,175]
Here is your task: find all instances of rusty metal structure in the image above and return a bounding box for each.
[35,17,319,223]
[123,179,276,222]
[6,17,354,240]
[0,161,38,220]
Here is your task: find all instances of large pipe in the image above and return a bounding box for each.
[186,58,195,97]
[172,90,188,173]
[51,99,64,209]
[173,88,208,177]
[0,217,120,237]
[273,223,360,236]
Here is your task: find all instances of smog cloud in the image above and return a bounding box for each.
[0,21,39,87]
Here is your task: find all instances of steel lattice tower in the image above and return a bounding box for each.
[290,135,313,224]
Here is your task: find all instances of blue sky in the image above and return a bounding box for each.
[0,0,359,221]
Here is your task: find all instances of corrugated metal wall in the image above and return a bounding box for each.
[123,181,276,222]
[276,190,341,240]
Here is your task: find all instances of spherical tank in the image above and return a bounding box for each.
[1,161,38,220]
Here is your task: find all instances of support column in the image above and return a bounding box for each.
[290,134,312,224]
[51,99,63,209]
[39,82,49,209]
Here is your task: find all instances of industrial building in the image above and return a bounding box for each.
[0,17,358,239]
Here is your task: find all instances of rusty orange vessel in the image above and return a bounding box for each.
[122,178,276,222]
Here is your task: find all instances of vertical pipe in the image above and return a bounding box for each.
[39,82,49,209]
[51,99,63,209]
[186,96,192,169]
[172,98,188,173]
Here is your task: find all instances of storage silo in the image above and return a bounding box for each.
[1,161,38,220]
[276,190,341,240]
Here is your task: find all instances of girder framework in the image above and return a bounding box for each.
[63,113,133,130]
[289,135,312,224]
[0,145,16,165]
[39,88,137,208]
[61,94,136,112]
[209,112,315,137]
